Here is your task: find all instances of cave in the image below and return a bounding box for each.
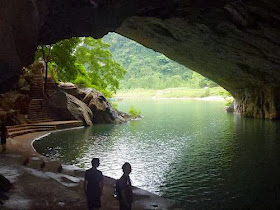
[1,0,280,119]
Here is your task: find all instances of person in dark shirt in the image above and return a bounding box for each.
[84,158,104,210]
[1,121,8,152]
[117,162,133,210]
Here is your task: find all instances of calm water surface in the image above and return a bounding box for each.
[34,99,280,208]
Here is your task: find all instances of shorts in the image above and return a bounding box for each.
[1,137,6,145]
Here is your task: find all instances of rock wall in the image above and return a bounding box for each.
[234,87,280,120]
[1,0,280,119]
[0,0,42,92]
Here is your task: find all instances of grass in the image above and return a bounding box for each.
[115,87,229,98]
[129,106,141,118]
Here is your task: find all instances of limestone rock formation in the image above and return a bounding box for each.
[83,88,126,124]
[0,91,31,125]
[48,91,93,126]
[1,0,280,119]
[57,83,86,100]
[58,83,126,124]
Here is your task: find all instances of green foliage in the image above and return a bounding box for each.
[129,106,141,118]
[225,99,234,106]
[102,33,219,90]
[75,38,126,93]
[73,74,92,88]
[219,90,232,98]
[49,38,83,81]
[35,37,126,97]
[110,101,118,109]
[190,72,218,88]
[201,88,210,97]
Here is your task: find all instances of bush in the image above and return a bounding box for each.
[201,87,210,97]
[128,106,141,118]
[110,101,118,109]
[73,75,92,88]
[225,98,234,106]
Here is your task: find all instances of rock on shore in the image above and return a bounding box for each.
[50,82,129,126]
[0,174,13,206]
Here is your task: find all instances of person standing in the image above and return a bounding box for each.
[84,158,104,210]
[1,121,8,152]
[117,162,133,210]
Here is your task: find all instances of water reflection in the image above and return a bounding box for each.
[34,99,280,208]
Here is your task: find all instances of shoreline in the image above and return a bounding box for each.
[1,123,182,209]
[116,95,227,101]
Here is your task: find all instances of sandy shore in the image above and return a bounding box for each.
[0,128,182,209]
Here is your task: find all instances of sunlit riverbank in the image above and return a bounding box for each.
[115,87,229,99]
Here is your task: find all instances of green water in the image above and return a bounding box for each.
[34,99,280,208]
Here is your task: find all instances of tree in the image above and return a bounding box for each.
[35,37,126,96]
[48,38,83,82]
[75,38,126,93]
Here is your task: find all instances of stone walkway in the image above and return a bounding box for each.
[1,121,183,209]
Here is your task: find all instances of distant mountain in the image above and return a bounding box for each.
[102,33,194,89]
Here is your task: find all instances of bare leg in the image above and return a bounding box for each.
[2,144,6,152]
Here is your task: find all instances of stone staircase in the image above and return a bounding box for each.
[30,74,44,99]
[28,99,58,122]
[28,74,58,122]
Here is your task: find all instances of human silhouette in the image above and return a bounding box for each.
[0,121,7,152]
[116,162,133,210]
[84,158,104,210]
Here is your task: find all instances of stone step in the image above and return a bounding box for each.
[8,127,55,138]
[7,120,83,131]
[28,113,56,117]
[30,91,43,94]
[8,125,56,133]
[28,108,53,112]
[7,122,54,129]
[27,119,56,124]
[28,115,54,119]
[25,120,56,124]
[28,98,58,121]
[27,74,58,121]
[28,109,49,112]
[28,112,51,115]
[28,116,55,120]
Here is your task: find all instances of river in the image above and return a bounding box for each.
[34,98,280,208]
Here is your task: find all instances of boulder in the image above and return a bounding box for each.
[17,76,31,94]
[0,174,12,193]
[0,91,23,111]
[0,91,30,125]
[48,91,93,126]
[58,83,86,100]
[54,83,130,124]
[82,88,118,124]
[0,109,24,125]
[224,104,234,113]
[0,174,13,205]
[14,95,31,114]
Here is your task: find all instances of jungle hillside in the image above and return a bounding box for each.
[102,33,229,98]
